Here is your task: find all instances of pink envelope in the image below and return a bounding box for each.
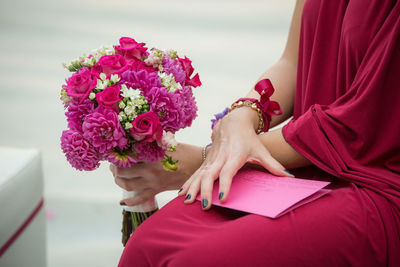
[196,168,331,218]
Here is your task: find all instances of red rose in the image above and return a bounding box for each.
[66,67,97,100]
[114,37,148,61]
[130,112,163,142]
[95,85,122,111]
[93,55,128,76]
[178,56,202,87]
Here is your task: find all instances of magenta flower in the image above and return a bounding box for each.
[96,85,122,111]
[133,141,165,162]
[93,55,129,76]
[177,56,201,87]
[82,107,128,154]
[65,67,97,100]
[114,37,148,61]
[175,86,198,129]
[121,70,161,93]
[65,98,95,133]
[162,56,186,85]
[145,87,181,132]
[107,150,137,168]
[61,130,100,171]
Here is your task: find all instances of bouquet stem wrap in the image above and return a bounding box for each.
[121,189,158,246]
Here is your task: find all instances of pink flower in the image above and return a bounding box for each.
[107,150,136,168]
[95,85,122,111]
[61,130,100,171]
[177,56,202,87]
[82,107,128,154]
[121,70,161,93]
[65,98,95,133]
[130,112,163,142]
[114,37,148,61]
[162,56,186,85]
[66,67,97,100]
[93,55,128,76]
[146,87,182,132]
[133,141,165,162]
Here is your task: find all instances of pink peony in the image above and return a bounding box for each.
[93,55,128,76]
[175,86,198,129]
[107,150,136,168]
[130,112,163,142]
[146,87,182,132]
[133,141,165,162]
[66,67,97,100]
[61,130,100,171]
[95,85,122,111]
[162,56,186,85]
[114,37,148,61]
[178,56,202,87]
[121,70,161,93]
[82,107,128,154]
[65,98,95,133]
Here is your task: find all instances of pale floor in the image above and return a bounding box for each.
[0,0,294,266]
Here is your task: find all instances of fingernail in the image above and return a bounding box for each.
[202,199,208,209]
[185,194,191,201]
[284,170,293,176]
[120,202,126,206]
[219,192,224,201]
[178,188,183,194]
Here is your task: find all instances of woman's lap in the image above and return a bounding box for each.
[119,182,389,267]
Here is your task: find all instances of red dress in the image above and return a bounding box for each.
[119,0,400,266]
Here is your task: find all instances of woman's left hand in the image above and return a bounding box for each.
[177,107,292,210]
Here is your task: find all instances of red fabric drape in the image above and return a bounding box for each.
[119,1,400,266]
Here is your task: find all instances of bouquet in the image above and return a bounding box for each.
[60,37,201,245]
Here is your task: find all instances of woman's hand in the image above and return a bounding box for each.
[177,107,292,210]
[110,143,202,206]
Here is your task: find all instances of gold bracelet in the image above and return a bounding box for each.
[229,100,265,134]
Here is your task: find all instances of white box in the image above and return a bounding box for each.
[0,147,46,267]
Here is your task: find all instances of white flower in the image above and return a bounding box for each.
[124,122,133,130]
[157,131,177,150]
[124,104,137,116]
[89,92,96,100]
[110,74,120,84]
[100,73,107,81]
[158,72,182,92]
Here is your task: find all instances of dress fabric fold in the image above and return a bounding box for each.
[119,1,400,266]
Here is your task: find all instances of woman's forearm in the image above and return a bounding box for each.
[246,59,297,128]
[258,128,312,170]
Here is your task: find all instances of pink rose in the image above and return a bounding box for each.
[114,37,148,61]
[93,55,128,76]
[130,112,163,142]
[177,56,202,87]
[66,67,97,100]
[96,85,122,111]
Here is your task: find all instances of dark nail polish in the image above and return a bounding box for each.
[219,192,224,200]
[185,194,191,201]
[202,199,208,209]
[120,202,126,206]
[178,188,183,193]
[284,170,293,176]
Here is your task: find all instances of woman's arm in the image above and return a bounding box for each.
[179,0,309,210]
[245,0,306,128]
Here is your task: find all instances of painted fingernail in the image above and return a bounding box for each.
[178,188,183,193]
[120,202,126,206]
[284,170,293,176]
[185,194,191,201]
[202,199,208,209]
[219,192,224,201]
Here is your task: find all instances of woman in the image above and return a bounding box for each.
[112,0,400,266]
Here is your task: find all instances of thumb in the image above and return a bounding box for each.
[251,148,293,177]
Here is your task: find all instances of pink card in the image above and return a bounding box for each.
[196,168,331,218]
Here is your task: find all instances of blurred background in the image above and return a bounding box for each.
[0,0,294,266]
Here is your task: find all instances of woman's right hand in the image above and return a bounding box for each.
[110,143,202,206]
